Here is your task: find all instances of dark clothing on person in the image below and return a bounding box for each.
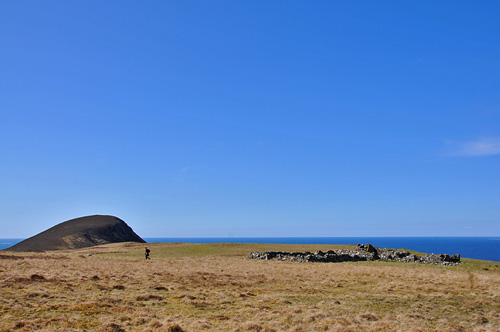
[145,247,150,260]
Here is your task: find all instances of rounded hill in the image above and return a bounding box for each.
[6,215,145,252]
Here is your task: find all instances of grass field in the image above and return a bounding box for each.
[1,242,500,331]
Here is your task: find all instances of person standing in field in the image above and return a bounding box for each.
[145,247,150,260]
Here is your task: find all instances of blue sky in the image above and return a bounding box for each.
[1,1,499,238]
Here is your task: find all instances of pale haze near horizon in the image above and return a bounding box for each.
[1,1,499,238]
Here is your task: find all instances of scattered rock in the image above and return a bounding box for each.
[365,243,376,253]
[248,244,461,265]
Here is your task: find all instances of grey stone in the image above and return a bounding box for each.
[247,245,461,266]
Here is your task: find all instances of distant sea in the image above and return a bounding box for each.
[2,237,499,262]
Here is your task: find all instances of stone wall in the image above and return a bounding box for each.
[247,244,461,265]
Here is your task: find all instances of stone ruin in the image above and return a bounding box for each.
[247,243,461,266]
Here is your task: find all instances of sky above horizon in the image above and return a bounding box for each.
[1,1,499,238]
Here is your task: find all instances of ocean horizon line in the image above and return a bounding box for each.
[142,236,499,238]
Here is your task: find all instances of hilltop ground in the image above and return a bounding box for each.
[1,242,500,331]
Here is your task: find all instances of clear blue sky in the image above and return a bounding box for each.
[1,1,499,238]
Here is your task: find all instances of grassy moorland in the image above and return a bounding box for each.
[1,242,500,332]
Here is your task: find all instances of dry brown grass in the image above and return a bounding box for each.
[1,242,500,331]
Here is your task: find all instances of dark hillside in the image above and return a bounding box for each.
[6,215,145,252]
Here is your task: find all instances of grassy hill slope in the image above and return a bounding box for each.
[1,242,499,331]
